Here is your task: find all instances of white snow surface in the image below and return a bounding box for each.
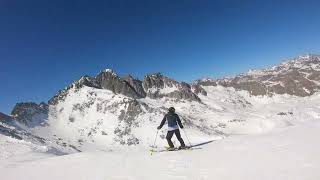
[2,79,320,179]
[0,134,54,167]
[1,120,320,180]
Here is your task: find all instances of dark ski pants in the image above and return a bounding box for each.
[166,129,185,148]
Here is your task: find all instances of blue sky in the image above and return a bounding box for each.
[1,0,320,114]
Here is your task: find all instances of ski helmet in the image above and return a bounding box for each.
[168,107,175,113]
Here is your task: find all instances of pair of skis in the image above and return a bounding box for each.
[150,146,201,154]
[149,140,215,154]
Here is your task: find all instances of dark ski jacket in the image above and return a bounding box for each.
[158,112,183,129]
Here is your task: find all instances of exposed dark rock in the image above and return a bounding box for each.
[277,112,293,116]
[0,123,23,140]
[143,72,167,90]
[127,136,139,145]
[69,116,75,122]
[228,119,246,123]
[118,99,143,125]
[49,75,101,105]
[143,73,201,101]
[192,84,207,96]
[195,54,320,97]
[196,79,217,86]
[77,75,101,89]
[232,81,268,96]
[0,119,51,146]
[277,112,287,116]
[50,70,203,107]
[96,70,142,99]
[267,69,317,96]
[123,75,146,98]
[11,102,48,126]
[0,112,12,122]
[112,99,145,145]
[167,90,201,101]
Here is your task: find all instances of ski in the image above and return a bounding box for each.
[150,146,201,154]
[149,140,215,154]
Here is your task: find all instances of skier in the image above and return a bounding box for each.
[157,107,186,150]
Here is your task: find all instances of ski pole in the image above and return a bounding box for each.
[182,129,192,147]
[152,129,159,148]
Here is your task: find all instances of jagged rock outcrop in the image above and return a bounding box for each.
[49,70,145,105]
[114,99,145,145]
[123,75,146,98]
[195,54,320,97]
[96,69,144,99]
[11,102,49,126]
[49,75,101,105]
[191,84,207,96]
[143,73,201,101]
[51,70,202,106]
[77,75,101,89]
[0,112,12,122]
[196,78,217,87]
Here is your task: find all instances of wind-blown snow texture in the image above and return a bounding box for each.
[1,121,320,180]
[1,54,320,179]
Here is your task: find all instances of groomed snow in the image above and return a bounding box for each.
[1,120,320,180]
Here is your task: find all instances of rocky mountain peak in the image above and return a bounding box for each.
[195,54,320,97]
[50,54,320,107]
[11,102,49,127]
[77,76,101,89]
[102,68,118,76]
[296,54,320,62]
[123,74,146,98]
[142,73,201,101]
[96,69,143,99]
[0,112,12,122]
[143,72,171,90]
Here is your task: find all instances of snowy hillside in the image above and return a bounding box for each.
[27,82,319,152]
[1,120,320,180]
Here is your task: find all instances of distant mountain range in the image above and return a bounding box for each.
[1,54,320,153]
[197,54,320,96]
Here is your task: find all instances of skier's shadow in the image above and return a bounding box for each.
[190,140,215,148]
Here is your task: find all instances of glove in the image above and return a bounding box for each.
[180,125,184,129]
[157,126,161,130]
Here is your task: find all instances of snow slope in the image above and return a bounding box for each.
[21,84,320,153]
[1,120,319,180]
[0,134,54,168]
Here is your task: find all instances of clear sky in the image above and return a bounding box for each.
[1,0,320,114]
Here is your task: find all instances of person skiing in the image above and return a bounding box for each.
[157,107,186,150]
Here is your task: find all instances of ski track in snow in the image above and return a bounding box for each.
[1,120,320,180]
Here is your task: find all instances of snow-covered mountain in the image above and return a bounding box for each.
[196,54,320,96]
[2,54,320,179]
[3,54,320,153]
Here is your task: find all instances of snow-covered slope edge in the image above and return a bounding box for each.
[0,134,55,168]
